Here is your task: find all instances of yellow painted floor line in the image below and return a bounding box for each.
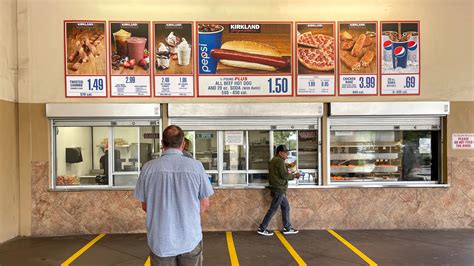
[226,231,240,266]
[61,233,106,266]
[144,256,151,266]
[327,229,377,266]
[275,231,307,266]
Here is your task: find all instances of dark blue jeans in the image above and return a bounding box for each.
[259,191,291,230]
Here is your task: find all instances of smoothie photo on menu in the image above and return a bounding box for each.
[110,22,150,74]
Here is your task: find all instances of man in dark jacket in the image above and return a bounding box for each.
[257,145,300,236]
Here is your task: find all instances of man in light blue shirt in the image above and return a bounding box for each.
[135,125,214,266]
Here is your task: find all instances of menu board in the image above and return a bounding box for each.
[380,21,420,95]
[338,22,378,95]
[109,21,151,97]
[154,22,194,97]
[196,22,293,97]
[64,21,107,97]
[296,22,336,96]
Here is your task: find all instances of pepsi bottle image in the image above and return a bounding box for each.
[392,41,408,68]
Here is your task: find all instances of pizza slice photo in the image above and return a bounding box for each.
[296,27,335,74]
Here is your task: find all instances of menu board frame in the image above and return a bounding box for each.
[295,21,337,96]
[379,20,421,96]
[64,20,108,98]
[153,21,195,98]
[195,21,295,98]
[337,21,379,96]
[108,20,152,98]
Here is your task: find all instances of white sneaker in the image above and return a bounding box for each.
[257,228,274,236]
[282,227,299,235]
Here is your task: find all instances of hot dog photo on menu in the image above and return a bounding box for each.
[197,23,292,75]
[296,23,335,75]
[338,22,377,74]
[154,23,193,75]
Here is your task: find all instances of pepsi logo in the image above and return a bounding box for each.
[407,41,418,51]
[383,40,392,50]
[394,46,406,58]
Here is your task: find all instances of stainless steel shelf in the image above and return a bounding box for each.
[331,153,399,160]
[331,165,399,173]
[330,142,401,148]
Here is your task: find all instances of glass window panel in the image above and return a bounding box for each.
[195,131,218,170]
[223,131,246,171]
[113,174,139,186]
[55,126,109,186]
[184,131,195,158]
[297,171,316,184]
[298,130,318,169]
[401,131,438,181]
[138,126,160,168]
[273,131,297,164]
[140,126,161,162]
[113,127,139,172]
[248,173,268,184]
[249,131,270,170]
[330,130,439,182]
[222,173,246,185]
[208,173,218,185]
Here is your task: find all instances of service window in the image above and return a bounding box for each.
[248,131,271,184]
[185,131,219,184]
[330,128,441,183]
[222,131,247,185]
[182,129,319,187]
[52,121,161,189]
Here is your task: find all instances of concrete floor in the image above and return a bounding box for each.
[0,230,473,265]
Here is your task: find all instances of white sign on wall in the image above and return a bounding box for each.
[225,131,244,146]
[452,133,474,149]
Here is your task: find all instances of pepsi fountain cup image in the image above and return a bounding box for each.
[404,31,419,63]
[382,31,397,63]
[392,41,408,69]
[198,24,224,74]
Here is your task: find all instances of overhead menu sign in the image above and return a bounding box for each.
[64,21,107,97]
[296,22,336,96]
[380,21,420,95]
[338,22,378,96]
[109,21,151,97]
[154,22,194,97]
[196,22,293,97]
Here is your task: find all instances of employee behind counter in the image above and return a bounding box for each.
[96,149,122,185]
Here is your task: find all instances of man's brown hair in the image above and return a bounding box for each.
[162,125,184,148]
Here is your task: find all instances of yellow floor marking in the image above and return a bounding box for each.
[275,231,307,266]
[61,233,106,266]
[327,229,377,266]
[144,256,151,266]
[226,231,240,266]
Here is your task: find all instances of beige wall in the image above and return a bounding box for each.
[12,0,474,236]
[0,0,17,102]
[17,0,473,103]
[0,0,19,243]
[0,101,19,243]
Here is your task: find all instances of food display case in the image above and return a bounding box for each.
[328,102,449,185]
[169,103,323,187]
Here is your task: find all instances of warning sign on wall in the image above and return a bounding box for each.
[452,133,474,149]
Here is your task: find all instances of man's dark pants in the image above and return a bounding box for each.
[259,191,291,230]
[150,241,202,266]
